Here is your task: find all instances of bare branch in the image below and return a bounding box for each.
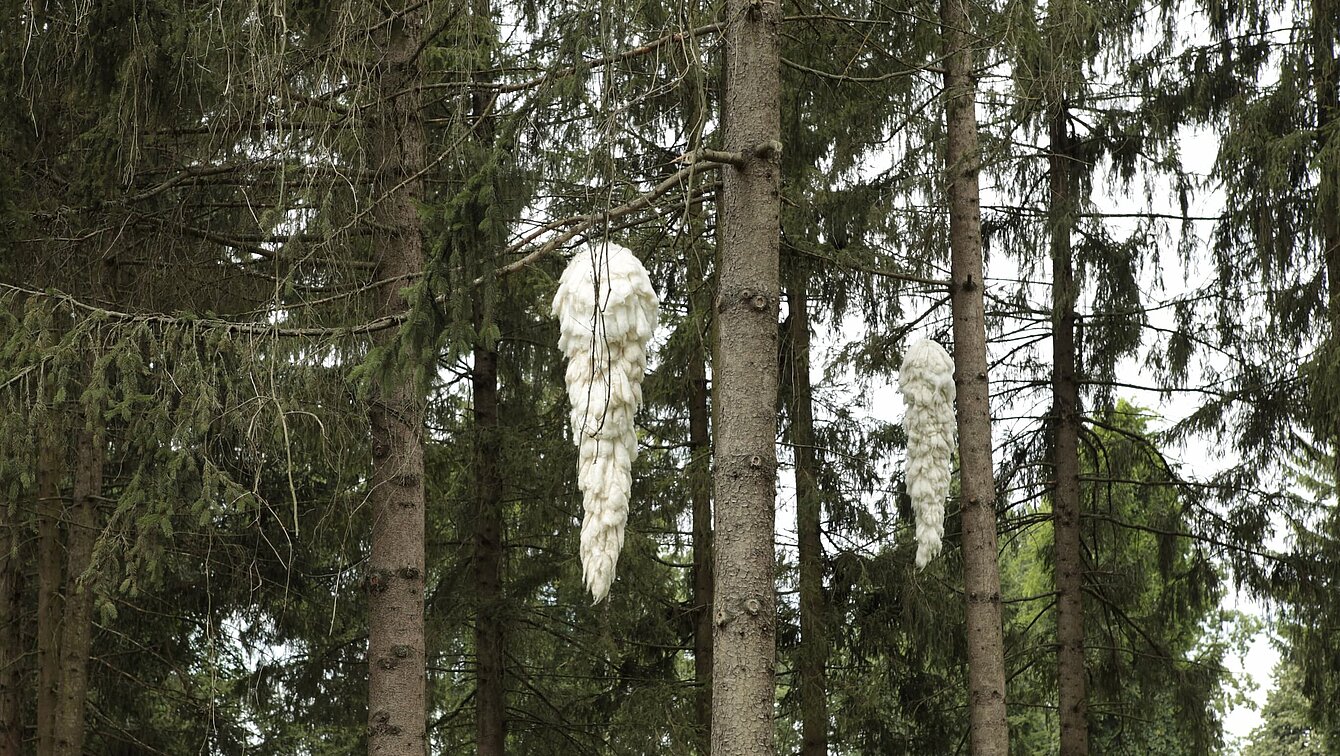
[480,160,726,284]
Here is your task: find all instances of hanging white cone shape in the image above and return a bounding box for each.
[898,338,957,568]
[552,242,659,602]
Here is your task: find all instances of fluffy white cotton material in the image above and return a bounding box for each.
[551,242,659,602]
[898,338,957,568]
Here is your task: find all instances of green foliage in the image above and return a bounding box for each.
[1003,404,1236,755]
[1241,660,1333,756]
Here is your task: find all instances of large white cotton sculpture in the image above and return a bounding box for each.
[551,242,659,602]
[898,338,957,568]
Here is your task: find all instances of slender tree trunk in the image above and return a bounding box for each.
[711,0,781,751]
[1315,0,1340,483]
[469,1,506,751]
[472,318,506,755]
[0,485,20,755]
[683,73,714,751]
[365,5,428,754]
[688,242,714,754]
[35,430,61,756]
[942,2,1010,752]
[1049,104,1088,756]
[1316,0,1338,317]
[786,271,828,756]
[52,423,102,756]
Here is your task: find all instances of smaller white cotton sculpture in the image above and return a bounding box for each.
[552,242,659,602]
[898,338,957,568]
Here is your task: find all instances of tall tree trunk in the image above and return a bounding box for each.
[711,0,781,751]
[1049,104,1088,756]
[52,423,102,756]
[1316,0,1338,321]
[1316,0,1340,485]
[35,429,61,756]
[365,5,428,754]
[683,72,714,751]
[0,484,20,755]
[469,1,506,751]
[942,2,1010,752]
[688,241,714,754]
[472,315,506,755]
[786,270,828,756]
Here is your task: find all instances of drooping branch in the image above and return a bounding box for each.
[0,283,405,338]
[421,22,727,95]
[480,160,726,285]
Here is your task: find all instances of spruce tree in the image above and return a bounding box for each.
[712,0,783,752]
[943,0,1011,749]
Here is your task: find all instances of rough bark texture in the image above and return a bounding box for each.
[942,3,1011,751]
[687,240,714,754]
[470,0,506,747]
[1316,0,1340,483]
[711,0,781,751]
[1316,0,1338,315]
[786,272,828,756]
[0,484,20,755]
[35,430,61,756]
[365,5,428,754]
[52,424,102,756]
[472,321,506,755]
[1049,105,1089,756]
[1318,0,1340,490]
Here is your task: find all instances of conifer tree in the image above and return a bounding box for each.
[1001,403,1233,754]
[464,0,508,749]
[52,395,104,755]
[989,0,1188,746]
[942,0,1011,750]
[712,0,782,751]
[784,265,828,756]
[1242,660,1332,756]
[362,3,430,752]
[1182,0,1340,729]
[686,119,716,756]
[0,453,17,755]
[1048,99,1088,756]
[34,414,60,756]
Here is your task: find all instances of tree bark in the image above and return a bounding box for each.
[1315,0,1338,319]
[0,481,20,755]
[472,320,506,755]
[365,4,428,754]
[469,0,507,751]
[684,72,714,750]
[52,423,102,756]
[1049,104,1088,756]
[786,271,828,756]
[942,2,1011,752]
[711,0,781,751]
[1315,0,1340,484]
[35,429,61,756]
[688,240,714,754]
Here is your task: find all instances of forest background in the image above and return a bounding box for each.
[0,0,1336,753]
